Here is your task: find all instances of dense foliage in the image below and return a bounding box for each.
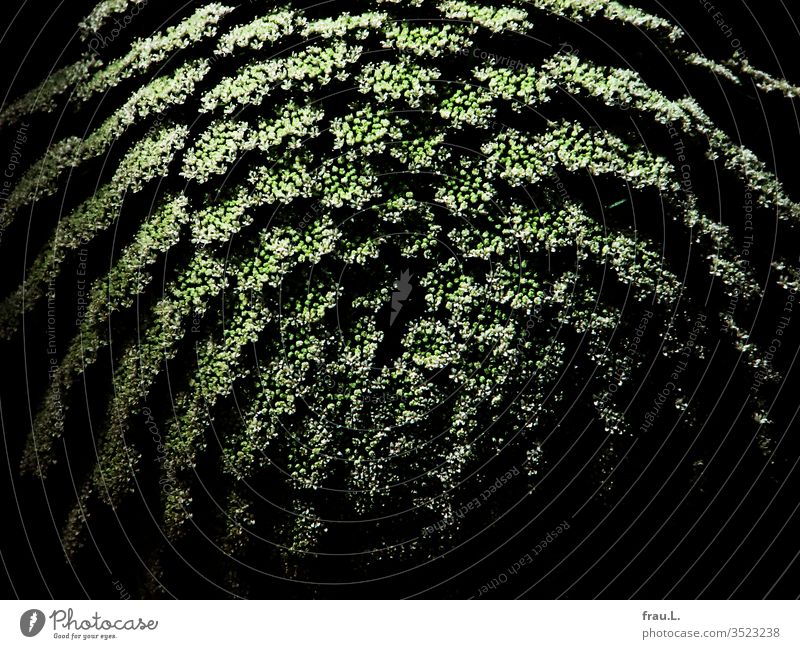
[2,0,799,596]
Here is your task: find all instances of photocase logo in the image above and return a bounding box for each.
[20,609,45,637]
[390,269,413,326]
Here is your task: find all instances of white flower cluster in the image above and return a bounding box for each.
[3,0,798,575]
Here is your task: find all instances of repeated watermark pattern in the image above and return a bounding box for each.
[0,122,30,244]
[87,1,149,55]
[421,464,523,537]
[639,313,706,433]
[697,1,746,56]
[475,519,572,597]
[596,309,654,415]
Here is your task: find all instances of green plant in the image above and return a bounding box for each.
[2,0,797,595]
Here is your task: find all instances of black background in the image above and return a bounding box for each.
[1,0,800,599]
